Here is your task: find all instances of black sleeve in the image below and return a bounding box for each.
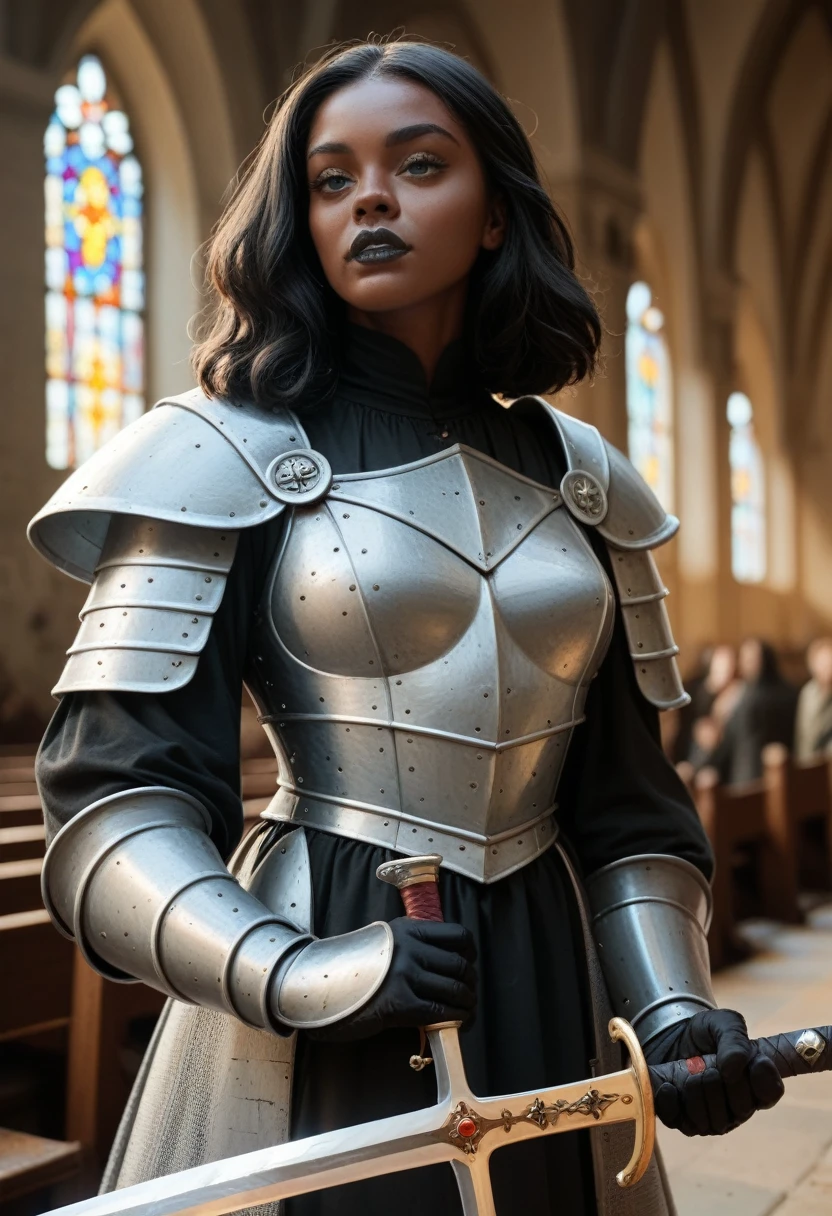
[556,563,714,883]
[36,521,283,860]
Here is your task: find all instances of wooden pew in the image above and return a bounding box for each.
[0,824,46,863]
[0,794,44,829]
[0,897,81,1203]
[763,747,832,897]
[0,859,43,917]
[693,747,807,968]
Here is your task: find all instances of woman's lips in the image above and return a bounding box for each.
[346,227,411,264]
[351,245,410,265]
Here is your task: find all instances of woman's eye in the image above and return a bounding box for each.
[312,171,352,193]
[401,154,445,178]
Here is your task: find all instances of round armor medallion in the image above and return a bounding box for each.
[266,448,332,505]
[559,469,608,525]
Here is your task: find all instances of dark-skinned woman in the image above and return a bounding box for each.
[31,38,782,1216]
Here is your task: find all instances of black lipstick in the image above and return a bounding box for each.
[347,227,411,264]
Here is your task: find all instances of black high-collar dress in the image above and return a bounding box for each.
[37,324,710,1214]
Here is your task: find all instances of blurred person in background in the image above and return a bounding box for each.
[705,638,797,785]
[795,638,832,760]
[675,644,742,773]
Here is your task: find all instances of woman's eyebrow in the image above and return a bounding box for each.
[307,122,459,160]
[307,140,350,160]
[385,122,459,147]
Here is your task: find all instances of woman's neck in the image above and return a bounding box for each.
[347,280,468,384]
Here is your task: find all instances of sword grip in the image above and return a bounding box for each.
[376,854,445,921]
[648,1025,832,1095]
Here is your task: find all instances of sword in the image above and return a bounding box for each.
[44,855,832,1216]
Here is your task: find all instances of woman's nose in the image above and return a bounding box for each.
[353,181,399,220]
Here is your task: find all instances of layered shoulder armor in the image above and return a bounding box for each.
[28,390,322,696]
[521,399,689,711]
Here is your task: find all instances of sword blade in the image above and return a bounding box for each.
[47,1103,456,1216]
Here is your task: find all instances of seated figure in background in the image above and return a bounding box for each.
[795,638,832,760]
[706,638,798,785]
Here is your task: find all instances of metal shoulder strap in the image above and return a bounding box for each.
[520,398,689,711]
[27,390,333,696]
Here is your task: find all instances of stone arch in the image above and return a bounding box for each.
[636,37,716,593]
[715,0,818,271]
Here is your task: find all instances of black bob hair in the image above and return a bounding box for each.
[193,38,601,410]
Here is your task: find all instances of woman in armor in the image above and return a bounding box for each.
[31,38,782,1216]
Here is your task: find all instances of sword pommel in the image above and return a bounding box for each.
[377,854,444,922]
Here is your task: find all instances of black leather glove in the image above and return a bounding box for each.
[309,917,477,1042]
[645,1008,785,1136]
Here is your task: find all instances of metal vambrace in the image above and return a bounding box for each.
[585,853,717,1048]
[41,787,394,1033]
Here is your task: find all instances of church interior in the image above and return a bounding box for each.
[1,0,832,1212]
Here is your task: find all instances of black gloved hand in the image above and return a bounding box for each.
[309,916,477,1043]
[645,1008,784,1136]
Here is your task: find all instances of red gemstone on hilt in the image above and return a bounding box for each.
[457,1118,478,1139]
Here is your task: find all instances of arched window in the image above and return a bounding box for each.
[625,281,674,510]
[727,392,766,583]
[44,54,144,470]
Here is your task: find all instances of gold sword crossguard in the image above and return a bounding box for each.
[375,854,656,1213]
[43,855,655,1216]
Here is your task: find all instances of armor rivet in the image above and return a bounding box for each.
[148,578,153,583]
[479,499,485,505]
[409,766,415,772]
[300,595,306,601]
[260,501,267,507]
[373,584,380,591]
[349,585,356,591]
[343,513,349,519]
[196,595,202,602]
[514,496,521,501]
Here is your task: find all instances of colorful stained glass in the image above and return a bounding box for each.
[625,281,674,510]
[44,54,144,470]
[727,392,766,583]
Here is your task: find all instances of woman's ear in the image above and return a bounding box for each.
[481,194,507,251]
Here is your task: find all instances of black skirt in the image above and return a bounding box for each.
[286,828,597,1216]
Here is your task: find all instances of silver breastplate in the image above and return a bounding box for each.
[249,444,615,882]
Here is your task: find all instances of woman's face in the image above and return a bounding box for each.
[306,76,505,319]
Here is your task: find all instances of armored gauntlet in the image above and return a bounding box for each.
[585,853,716,1048]
[42,787,394,1033]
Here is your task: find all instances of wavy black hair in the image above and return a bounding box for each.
[192,37,601,409]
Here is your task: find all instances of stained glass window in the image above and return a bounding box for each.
[625,281,674,510]
[44,54,144,470]
[727,391,766,583]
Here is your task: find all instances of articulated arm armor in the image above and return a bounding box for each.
[42,786,393,1032]
[585,854,716,1047]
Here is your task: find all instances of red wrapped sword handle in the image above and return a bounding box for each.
[376,854,445,921]
[376,854,450,1070]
